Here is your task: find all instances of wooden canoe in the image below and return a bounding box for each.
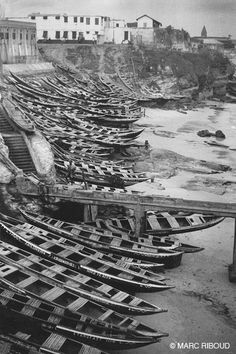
[84,217,205,253]
[0,264,167,343]
[0,283,164,350]
[19,210,183,269]
[0,211,165,275]
[0,219,172,291]
[0,239,165,316]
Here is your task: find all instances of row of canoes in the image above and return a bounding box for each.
[0,206,224,353]
[0,209,172,353]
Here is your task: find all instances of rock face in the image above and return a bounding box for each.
[27,132,56,182]
[0,134,15,183]
[38,44,234,99]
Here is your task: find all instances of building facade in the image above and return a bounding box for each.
[136,15,162,29]
[9,13,111,42]
[0,19,37,63]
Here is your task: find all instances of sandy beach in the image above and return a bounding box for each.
[116,102,236,354]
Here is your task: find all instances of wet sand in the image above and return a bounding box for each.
[117,102,236,353]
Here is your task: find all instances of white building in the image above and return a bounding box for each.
[136,15,162,28]
[9,13,111,42]
[0,19,37,63]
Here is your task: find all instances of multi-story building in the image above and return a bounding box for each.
[9,13,111,42]
[0,19,37,63]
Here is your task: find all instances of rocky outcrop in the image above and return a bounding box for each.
[26,131,56,183]
[0,134,21,183]
[38,44,235,99]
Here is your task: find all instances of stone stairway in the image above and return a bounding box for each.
[0,107,36,174]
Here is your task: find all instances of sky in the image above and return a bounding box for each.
[2,0,236,38]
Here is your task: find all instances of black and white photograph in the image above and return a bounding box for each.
[0,1,235,353]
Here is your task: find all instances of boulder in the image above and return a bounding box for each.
[215,130,226,139]
[197,130,213,137]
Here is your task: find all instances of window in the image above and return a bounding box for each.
[86,17,90,25]
[72,31,77,39]
[74,16,77,23]
[55,15,60,20]
[143,22,147,28]
[86,31,90,34]
[64,16,68,23]
[95,31,99,35]
[31,33,35,40]
[5,32,9,40]
[43,16,48,20]
[0,32,4,40]
[26,32,28,40]
[95,18,99,25]
[55,31,60,39]
[20,32,22,40]
[43,31,48,39]
[31,16,35,20]
[116,23,119,27]
[80,17,84,23]
[63,31,68,39]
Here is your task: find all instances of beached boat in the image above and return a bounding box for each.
[63,113,144,139]
[87,212,223,237]
[55,159,148,187]
[18,210,183,269]
[1,210,165,275]
[0,280,164,350]
[0,218,172,291]
[144,211,224,235]
[0,267,168,347]
[0,328,106,354]
[0,239,164,315]
[84,217,205,253]
[2,98,35,133]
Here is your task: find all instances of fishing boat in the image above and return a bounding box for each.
[55,159,148,187]
[0,239,165,316]
[0,281,164,350]
[0,210,164,274]
[2,98,35,133]
[0,334,39,354]
[144,211,224,235]
[63,113,144,139]
[0,267,168,346]
[18,210,183,269]
[0,216,172,290]
[84,217,205,253]
[0,329,106,354]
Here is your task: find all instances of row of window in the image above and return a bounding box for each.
[0,31,35,40]
[31,15,100,25]
[43,30,99,39]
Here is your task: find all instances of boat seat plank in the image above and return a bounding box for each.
[17,276,37,288]
[41,287,65,302]
[98,284,112,293]
[112,292,129,302]
[98,309,113,321]
[22,305,36,317]
[15,332,31,340]
[165,216,181,229]
[42,333,66,350]
[129,297,142,306]
[67,297,88,311]
[147,216,162,230]
[187,215,202,226]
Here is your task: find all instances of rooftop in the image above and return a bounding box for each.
[0,19,36,28]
